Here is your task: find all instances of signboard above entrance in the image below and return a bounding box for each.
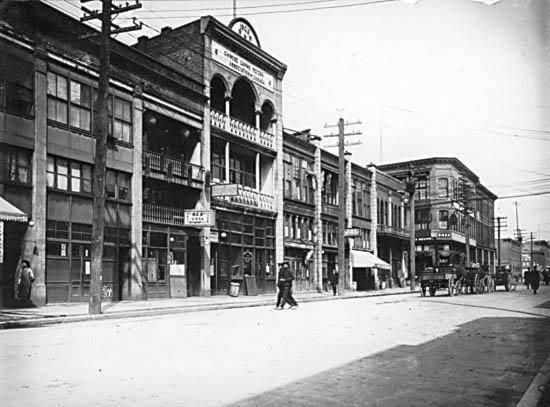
[183,210,214,227]
[211,183,239,197]
[211,41,274,92]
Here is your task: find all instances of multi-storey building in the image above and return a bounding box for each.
[0,1,207,306]
[135,17,287,296]
[497,238,522,275]
[379,158,497,271]
[282,130,409,293]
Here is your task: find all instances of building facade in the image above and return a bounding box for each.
[379,158,497,272]
[0,1,207,306]
[497,238,522,275]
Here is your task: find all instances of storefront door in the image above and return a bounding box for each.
[70,243,90,302]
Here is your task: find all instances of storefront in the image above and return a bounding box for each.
[0,197,28,307]
[210,208,276,295]
[351,249,390,290]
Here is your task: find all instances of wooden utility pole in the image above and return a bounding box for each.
[404,166,416,290]
[323,118,361,295]
[81,0,142,314]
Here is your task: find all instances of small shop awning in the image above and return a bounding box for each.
[0,197,28,222]
[351,250,391,270]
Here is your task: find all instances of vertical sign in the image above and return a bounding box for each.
[0,221,3,263]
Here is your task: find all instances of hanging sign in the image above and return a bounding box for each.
[211,41,274,92]
[184,210,214,227]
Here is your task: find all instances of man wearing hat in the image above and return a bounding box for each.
[275,260,298,310]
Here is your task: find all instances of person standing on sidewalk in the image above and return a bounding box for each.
[530,265,540,295]
[15,259,35,306]
[274,262,286,309]
[278,261,298,309]
[330,270,339,296]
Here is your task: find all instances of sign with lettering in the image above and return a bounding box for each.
[229,18,261,47]
[211,41,274,92]
[344,228,361,238]
[184,210,214,227]
[0,222,3,264]
[211,183,239,197]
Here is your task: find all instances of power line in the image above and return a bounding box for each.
[133,0,347,13]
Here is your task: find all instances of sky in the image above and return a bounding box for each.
[49,0,550,240]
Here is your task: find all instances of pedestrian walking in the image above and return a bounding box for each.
[330,270,339,296]
[531,266,540,295]
[274,262,286,309]
[542,268,549,286]
[15,259,35,306]
[278,260,298,310]
[525,268,531,290]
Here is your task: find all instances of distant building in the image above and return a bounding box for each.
[379,157,497,271]
[497,238,522,276]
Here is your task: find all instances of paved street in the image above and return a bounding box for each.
[1,286,549,407]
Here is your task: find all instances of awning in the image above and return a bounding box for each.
[351,250,391,270]
[0,197,28,222]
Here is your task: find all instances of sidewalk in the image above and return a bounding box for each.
[0,286,417,329]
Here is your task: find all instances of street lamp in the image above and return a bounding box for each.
[405,166,416,291]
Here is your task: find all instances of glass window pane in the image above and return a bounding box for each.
[57,159,68,175]
[47,72,56,95]
[81,110,91,131]
[70,81,81,104]
[57,100,67,123]
[70,106,80,128]
[47,98,57,121]
[57,76,67,100]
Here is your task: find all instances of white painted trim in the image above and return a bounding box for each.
[0,31,34,50]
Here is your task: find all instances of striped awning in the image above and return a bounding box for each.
[0,197,28,222]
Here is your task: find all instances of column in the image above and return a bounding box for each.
[29,48,48,306]
[224,141,230,183]
[314,141,323,292]
[255,108,261,129]
[200,97,212,297]
[345,152,352,289]
[255,152,260,192]
[129,86,145,300]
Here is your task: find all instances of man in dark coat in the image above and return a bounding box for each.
[330,270,339,296]
[531,266,540,295]
[278,261,298,309]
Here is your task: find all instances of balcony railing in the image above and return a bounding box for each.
[321,203,339,217]
[210,110,274,150]
[213,184,275,212]
[377,224,410,239]
[143,203,187,226]
[143,150,205,183]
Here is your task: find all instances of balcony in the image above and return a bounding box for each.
[210,110,274,150]
[143,150,205,187]
[321,202,339,218]
[377,224,410,239]
[143,203,186,226]
[213,184,275,212]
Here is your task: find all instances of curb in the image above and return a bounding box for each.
[517,352,550,407]
[0,289,418,330]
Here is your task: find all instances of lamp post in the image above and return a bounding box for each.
[405,166,416,291]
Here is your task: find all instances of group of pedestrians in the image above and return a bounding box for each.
[524,266,545,295]
[274,260,298,310]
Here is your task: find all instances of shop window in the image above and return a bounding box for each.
[71,223,92,241]
[0,146,31,184]
[5,53,33,115]
[47,221,69,239]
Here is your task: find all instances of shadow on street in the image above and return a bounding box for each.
[226,317,550,407]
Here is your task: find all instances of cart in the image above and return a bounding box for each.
[493,266,517,292]
[419,266,460,297]
[463,265,493,294]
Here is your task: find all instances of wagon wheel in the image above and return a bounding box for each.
[448,277,454,297]
[429,286,437,297]
[420,284,426,297]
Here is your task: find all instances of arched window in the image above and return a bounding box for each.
[259,101,275,132]
[210,76,226,113]
[230,78,256,125]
